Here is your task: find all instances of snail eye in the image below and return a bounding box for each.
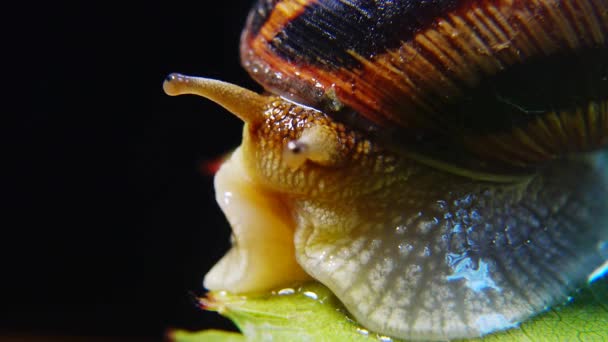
[283,139,310,169]
[281,124,343,169]
[287,141,305,154]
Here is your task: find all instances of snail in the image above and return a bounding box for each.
[164,0,608,340]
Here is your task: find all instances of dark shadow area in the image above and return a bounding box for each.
[4,2,260,339]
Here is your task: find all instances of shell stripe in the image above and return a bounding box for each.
[247,0,282,37]
[257,0,317,43]
[468,100,608,167]
[270,0,462,68]
[247,0,465,66]
[243,0,608,169]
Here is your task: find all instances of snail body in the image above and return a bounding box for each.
[164,0,608,340]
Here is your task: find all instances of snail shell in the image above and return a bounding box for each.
[164,0,608,340]
[242,0,608,174]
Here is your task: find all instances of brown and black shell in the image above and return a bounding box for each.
[241,0,608,174]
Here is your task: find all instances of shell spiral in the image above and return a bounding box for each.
[241,0,608,173]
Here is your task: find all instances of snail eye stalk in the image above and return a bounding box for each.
[163,73,267,124]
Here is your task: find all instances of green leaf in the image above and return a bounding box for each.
[169,329,245,342]
[172,279,608,342]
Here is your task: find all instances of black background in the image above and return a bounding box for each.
[5,1,259,339]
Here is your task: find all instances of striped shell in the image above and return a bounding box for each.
[241,0,608,173]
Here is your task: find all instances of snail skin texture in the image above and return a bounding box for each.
[164,0,608,340]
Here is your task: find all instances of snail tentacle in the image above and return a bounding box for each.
[163,73,267,124]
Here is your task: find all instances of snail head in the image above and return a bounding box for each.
[163,73,394,292]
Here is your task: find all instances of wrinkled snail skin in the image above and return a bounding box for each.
[164,0,608,340]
